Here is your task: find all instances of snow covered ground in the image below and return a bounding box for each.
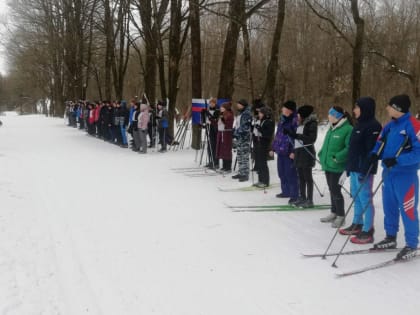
[1,114,420,315]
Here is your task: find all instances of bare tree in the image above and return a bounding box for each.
[262,0,286,113]
[189,0,202,150]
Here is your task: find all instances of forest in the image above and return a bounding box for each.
[0,0,419,135]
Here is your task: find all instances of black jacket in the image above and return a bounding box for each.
[116,106,130,127]
[101,106,113,126]
[293,115,318,168]
[346,104,382,175]
[255,117,275,150]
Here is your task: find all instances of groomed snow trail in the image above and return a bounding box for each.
[1,114,420,315]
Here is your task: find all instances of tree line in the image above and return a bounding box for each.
[1,0,420,136]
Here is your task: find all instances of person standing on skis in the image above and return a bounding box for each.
[371,94,420,260]
[232,99,252,182]
[318,106,353,228]
[339,97,382,244]
[270,101,299,205]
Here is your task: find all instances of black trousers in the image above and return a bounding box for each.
[254,144,269,185]
[207,127,218,166]
[159,127,167,150]
[297,167,314,201]
[325,171,344,216]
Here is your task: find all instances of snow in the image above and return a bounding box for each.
[1,114,420,315]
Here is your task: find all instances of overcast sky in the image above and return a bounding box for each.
[0,0,9,75]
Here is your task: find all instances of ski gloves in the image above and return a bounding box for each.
[368,153,397,169]
[383,158,397,168]
[283,128,297,138]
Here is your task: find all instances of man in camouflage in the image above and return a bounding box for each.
[232,99,252,182]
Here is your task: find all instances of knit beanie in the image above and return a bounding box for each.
[297,105,314,119]
[389,94,410,113]
[237,99,249,107]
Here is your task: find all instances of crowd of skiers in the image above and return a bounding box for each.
[202,94,420,261]
[65,94,420,261]
[65,99,171,153]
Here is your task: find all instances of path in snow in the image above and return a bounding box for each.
[0,114,419,315]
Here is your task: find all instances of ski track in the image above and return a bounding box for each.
[1,114,420,314]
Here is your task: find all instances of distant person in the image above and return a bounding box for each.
[284,105,318,208]
[202,98,220,169]
[131,103,141,152]
[156,100,169,152]
[232,99,252,182]
[138,103,150,153]
[339,97,382,244]
[216,102,234,172]
[371,94,420,260]
[253,106,275,188]
[270,101,299,204]
[318,106,353,228]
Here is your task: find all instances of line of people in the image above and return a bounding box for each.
[65,99,171,153]
[66,94,420,261]
[202,95,419,261]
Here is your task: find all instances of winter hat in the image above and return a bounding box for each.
[221,102,232,111]
[328,106,344,120]
[283,100,297,112]
[237,99,249,107]
[297,105,314,119]
[389,94,410,113]
[258,106,272,118]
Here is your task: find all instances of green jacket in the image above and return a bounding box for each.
[318,118,353,173]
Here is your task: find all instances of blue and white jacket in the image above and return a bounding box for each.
[372,112,420,173]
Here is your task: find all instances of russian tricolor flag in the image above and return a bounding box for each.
[192,98,206,125]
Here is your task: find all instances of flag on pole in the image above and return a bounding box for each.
[191,98,206,125]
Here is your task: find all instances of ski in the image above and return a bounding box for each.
[185,173,219,177]
[170,167,207,171]
[218,183,280,192]
[173,168,207,173]
[336,255,420,277]
[302,247,403,258]
[228,204,331,212]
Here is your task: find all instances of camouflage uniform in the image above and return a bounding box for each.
[234,106,252,177]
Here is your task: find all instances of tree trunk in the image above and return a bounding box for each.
[189,0,202,150]
[242,21,254,102]
[168,0,189,137]
[104,0,114,100]
[262,0,286,113]
[112,0,131,100]
[351,0,364,104]
[217,0,245,99]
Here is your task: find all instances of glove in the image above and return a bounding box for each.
[283,128,296,138]
[367,154,379,165]
[383,158,397,168]
[254,124,262,131]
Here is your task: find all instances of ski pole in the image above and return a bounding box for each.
[330,135,409,266]
[321,141,386,259]
[250,132,255,185]
[331,175,384,267]
[205,122,216,170]
[286,135,323,197]
[321,164,376,259]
